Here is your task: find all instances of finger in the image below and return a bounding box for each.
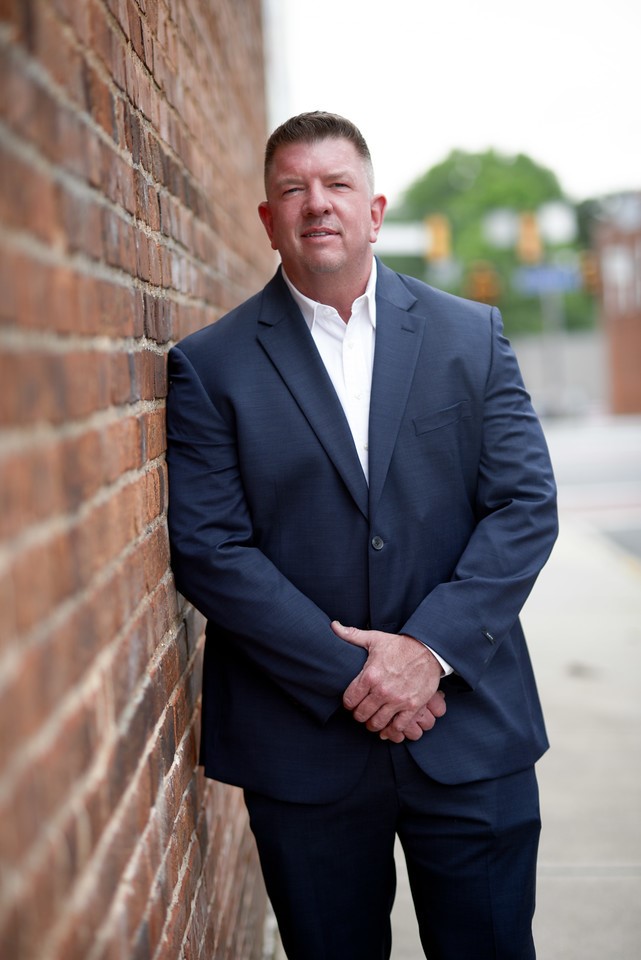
[351,693,390,725]
[383,708,419,739]
[388,703,440,739]
[331,620,369,647]
[379,726,406,744]
[399,720,424,742]
[415,709,436,731]
[364,703,400,732]
[426,690,446,718]
[342,672,372,711]
[379,711,426,742]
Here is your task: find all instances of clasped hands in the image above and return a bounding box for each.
[331,621,446,743]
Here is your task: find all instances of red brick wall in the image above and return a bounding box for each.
[0,2,274,957]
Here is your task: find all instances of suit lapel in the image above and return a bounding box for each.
[256,272,370,519]
[368,263,426,512]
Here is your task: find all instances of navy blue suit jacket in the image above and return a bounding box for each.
[166,260,558,803]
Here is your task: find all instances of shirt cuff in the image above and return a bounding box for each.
[418,641,453,677]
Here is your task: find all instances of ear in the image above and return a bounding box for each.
[258,201,278,250]
[369,193,387,243]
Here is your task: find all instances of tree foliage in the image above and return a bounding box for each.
[381,149,596,335]
[393,149,563,222]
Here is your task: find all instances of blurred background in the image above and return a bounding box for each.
[264,0,641,417]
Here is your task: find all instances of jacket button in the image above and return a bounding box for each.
[371,535,384,551]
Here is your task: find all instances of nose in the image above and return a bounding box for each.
[303,182,332,217]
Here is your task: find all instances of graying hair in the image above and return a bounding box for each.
[264,111,375,193]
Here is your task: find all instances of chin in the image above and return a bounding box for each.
[302,254,347,276]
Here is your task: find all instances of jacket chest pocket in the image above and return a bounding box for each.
[413,399,471,436]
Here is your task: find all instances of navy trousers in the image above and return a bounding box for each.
[244,740,541,960]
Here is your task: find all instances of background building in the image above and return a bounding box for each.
[592,193,641,413]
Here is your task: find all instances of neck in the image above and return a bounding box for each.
[286,259,374,324]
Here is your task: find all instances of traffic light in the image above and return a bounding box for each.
[426,214,451,260]
[465,261,501,303]
[579,250,601,296]
[516,212,542,264]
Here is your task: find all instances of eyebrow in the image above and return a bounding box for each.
[274,170,355,187]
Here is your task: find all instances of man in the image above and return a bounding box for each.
[166,111,558,959]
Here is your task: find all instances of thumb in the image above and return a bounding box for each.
[331,621,368,647]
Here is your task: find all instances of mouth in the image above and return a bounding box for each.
[301,227,338,239]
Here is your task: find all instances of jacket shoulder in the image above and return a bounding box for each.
[174,288,265,358]
[396,270,493,322]
[375,258,494,325]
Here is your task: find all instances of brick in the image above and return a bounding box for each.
[106,0,131,40]
[142,522,170,593]
[0,831,75,960]
[1,592,110,766]
[0,567,18,651]
[11,527,79,633]
[61,188,104,259]
[127,0,145,61]
[18,351,90,422]
[0,443,57,541]
[0,417,144,545]
[134,228,151,280]
[49,0,92,44]
[0,699,100,876]
[89,0,114,68]
[34,0,86,106]
[0,142,63,245]
[143,292,172,342]
[48,783,150,960]
[109,350,136,405]
[140,407,166,463]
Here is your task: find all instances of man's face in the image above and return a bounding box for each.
[258,137,386,293]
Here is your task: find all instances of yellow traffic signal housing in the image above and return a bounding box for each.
[579,250,602,296]
[517,212,542,264]
[426,214,451,260]
[465,261,501,304]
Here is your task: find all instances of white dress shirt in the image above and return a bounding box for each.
[282,262,453,677]
[283,263,376,481]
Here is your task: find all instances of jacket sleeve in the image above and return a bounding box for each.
[401,307,558,688]
[165,345,366,722]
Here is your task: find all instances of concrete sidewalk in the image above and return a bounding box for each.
[527,518,641,958]
[390,412,641,957]
[388,513,641,958]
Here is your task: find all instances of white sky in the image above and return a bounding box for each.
[265,0,641,206]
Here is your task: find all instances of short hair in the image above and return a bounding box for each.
[264,111,375,193]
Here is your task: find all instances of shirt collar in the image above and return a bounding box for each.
[282,260,377,332]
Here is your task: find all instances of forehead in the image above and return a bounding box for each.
[268,137,368,185]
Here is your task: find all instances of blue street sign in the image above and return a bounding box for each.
[513,264,582,295]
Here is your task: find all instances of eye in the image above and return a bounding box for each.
[282,186,302,196]
[331,182,350,190]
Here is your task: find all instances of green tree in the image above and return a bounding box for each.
[381,149,596,335]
